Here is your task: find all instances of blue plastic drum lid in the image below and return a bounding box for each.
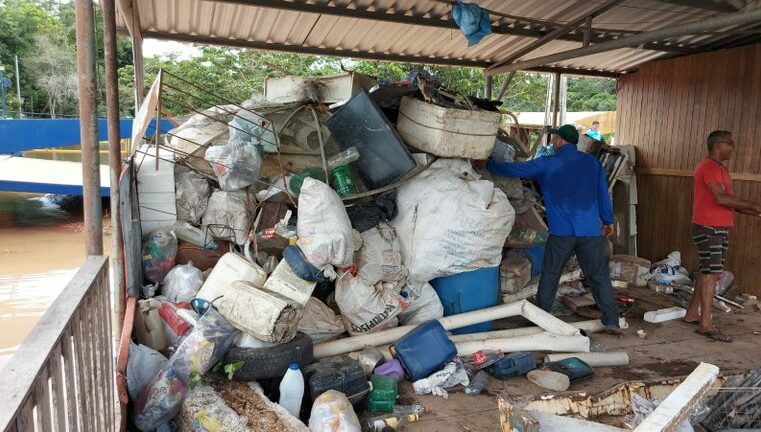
[431,266,500,335]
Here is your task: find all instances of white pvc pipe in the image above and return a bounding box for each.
[544,352,630,367]
[314,300,585,358]
[455,333,590,356]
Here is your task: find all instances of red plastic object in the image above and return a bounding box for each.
[158,302,191,338]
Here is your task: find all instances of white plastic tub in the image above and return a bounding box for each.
[196,252,268,303]
[396,96,501,159]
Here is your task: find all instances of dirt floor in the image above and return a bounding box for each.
[398,287,761,432]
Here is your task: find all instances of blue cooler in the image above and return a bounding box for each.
[431,266,500,334]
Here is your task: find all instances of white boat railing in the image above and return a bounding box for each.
[0,256,116,432]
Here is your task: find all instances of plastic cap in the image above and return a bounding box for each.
[289,363,299,370]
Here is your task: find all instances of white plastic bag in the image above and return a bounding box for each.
[175,170,211,224]
[412,361,469,400]
[391,159,515,283]
[308,390,361,432]
[202,190,251,245]
[127,342,168,402]
[297,178,354,270]
[298,297,346,343]
[162,262,204,303]
[650,251,692,285]
[356,222,408,286]
[228,109,278,154]
[205,140,263,191]
[397,282,444,325]
[335,273,402,336]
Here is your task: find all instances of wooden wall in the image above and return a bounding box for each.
[616,43,761,296]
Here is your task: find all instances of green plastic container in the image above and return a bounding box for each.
[366,374,398,413]
[331,165,357,197]
[289,167,326,196]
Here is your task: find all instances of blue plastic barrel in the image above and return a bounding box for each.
[431,266,500,334]
[513,246,545,277]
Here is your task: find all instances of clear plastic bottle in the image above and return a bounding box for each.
[464,370,489,395]
[463,349,503,375]
[279,363,304,418]
[363,413,420,431]
[173,221,218,250]
[392,404,426,415]
[327,146,360,170]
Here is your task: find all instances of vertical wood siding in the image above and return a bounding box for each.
[616,43,761,296]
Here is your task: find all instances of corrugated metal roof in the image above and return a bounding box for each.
[116,0,761,76]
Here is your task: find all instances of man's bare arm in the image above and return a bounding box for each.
[708,183,761,216]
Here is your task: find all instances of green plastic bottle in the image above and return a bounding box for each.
[288,167,326,196]
[366,374,398,413]
[331,165,357,197]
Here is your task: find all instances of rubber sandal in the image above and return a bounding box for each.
[695,328,733,343]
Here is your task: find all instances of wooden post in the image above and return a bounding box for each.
[552,72,561,127]
[485,74,493,99]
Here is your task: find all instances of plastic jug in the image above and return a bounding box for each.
[279,363,305,418]
[431,266,500,334]
[366,374,398,413]
[489,352,535,380]
[390,320,457,381]
[173,221,218,250]
[196,252,267,303]
[263,259,317,307]
[134,298,167,352]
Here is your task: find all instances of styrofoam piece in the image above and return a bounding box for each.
[263,259,317,307]
[136,145,177,234]
[314,299,579,358]
[396,96,500,159]
[544,352,630,367]
[264,72,376,103]
[643,307,686,323]
[197,252,268,303]
[633,362,719,432]
[529,411,626,432]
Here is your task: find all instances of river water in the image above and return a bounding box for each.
[0,192,111,370]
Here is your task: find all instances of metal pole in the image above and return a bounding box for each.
[14,56,21,117]
[484,74,493,99]
[487,7,761,74]
[552,72,561,128]
[102,0,126,332]
[75,0,103,256]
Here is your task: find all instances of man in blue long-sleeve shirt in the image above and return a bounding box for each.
[488,124,621,333]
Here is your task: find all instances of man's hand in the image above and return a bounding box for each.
[602,224,615,238]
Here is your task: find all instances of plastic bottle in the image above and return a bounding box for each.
[279,363,305,418]
[392,404,426,415]
[464,370,489,395]
[289,167,326,197]
[463,349,503,375]
[173,221,218,250]
[331,165,357,197]
[363,413,420,431]
[327,146,360,170]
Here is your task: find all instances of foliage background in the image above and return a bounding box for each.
[0,0,617,119]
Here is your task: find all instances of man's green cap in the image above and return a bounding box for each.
[548,124,579,144]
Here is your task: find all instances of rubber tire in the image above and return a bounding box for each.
[224,332,314,381]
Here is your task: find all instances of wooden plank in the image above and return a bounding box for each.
[83,295,103,432]
[14,397,34,432]
[97,275,115,432]
[637,168,761,182]
[49,344,67,432]
[73,309,93,432]
[35,367,53,431]
[0,256,108,430]
[62,328,80,432]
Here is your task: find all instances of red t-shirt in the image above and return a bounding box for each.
[692,157,734,227]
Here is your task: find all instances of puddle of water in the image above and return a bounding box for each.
[0,192,111,370]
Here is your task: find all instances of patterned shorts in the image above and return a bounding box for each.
[691,223,729,274]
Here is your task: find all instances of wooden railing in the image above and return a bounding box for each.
[0,256,116,432]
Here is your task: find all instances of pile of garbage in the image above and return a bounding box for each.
[127,70,596,432]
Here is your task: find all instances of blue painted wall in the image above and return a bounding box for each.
[0,118,174,154]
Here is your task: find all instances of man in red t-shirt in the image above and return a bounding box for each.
[685,130,761,342]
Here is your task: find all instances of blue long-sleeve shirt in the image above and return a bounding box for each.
[487,144,614,237]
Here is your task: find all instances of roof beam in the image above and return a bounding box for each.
[486,6,761,75]
[212,0,696,54]
[652,0,741,12]
[488,0,624,74]
[139,30,621,78]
